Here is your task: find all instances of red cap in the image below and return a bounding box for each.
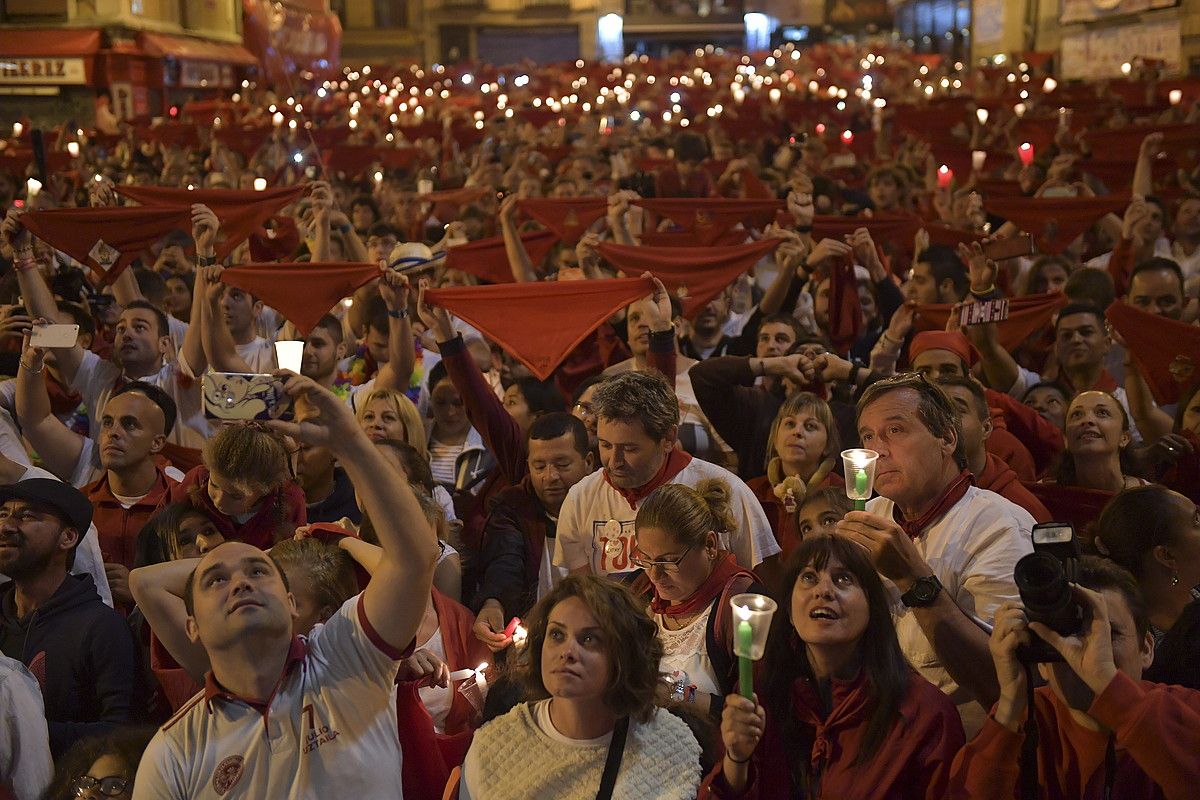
[909,330,977,368]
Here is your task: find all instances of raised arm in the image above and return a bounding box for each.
[128,556,210,682]
[178,204,218,375]
[499,195,536,283]
[198,266,253,374]
[370,268,415,392]
[15,334,85,480]
[270,372,438,651]
[1132,133,1162,200]
[2,209,85,384]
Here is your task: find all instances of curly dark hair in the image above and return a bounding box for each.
[515,575,663,723]
[42,725,157,800]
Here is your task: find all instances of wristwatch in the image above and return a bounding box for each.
[900,575,943,608]
[197,254,216,267]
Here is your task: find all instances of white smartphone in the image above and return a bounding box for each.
[30,323,80,348]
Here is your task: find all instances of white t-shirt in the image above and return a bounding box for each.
[234,337,278,374]
[132,595,408,800]
[0,653,52,800]
[69,350,208,449]
[415,627,452,734]
[866,486,1034,735]
[552,457,779,580]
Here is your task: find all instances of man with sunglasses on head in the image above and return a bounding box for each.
[834,373,1034,736]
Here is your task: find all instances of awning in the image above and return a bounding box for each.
[0,28,102,57]
[0,28,101,87]
[139,32,258,67]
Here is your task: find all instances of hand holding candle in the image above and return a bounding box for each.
[841,448,879,511]
[730,594,778,699]
[937,165,953,189]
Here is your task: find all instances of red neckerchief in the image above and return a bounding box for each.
[892,469,974,540]
[603,447,693,510]
[649,551,756,617]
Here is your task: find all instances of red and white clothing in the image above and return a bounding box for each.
[553,451,779,581]
[132,595,411,800]
[866,486,1033,734]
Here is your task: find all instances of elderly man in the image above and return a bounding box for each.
[131,373,439,800]
[836,373,1034,734]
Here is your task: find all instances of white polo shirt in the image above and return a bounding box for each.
[132,595,410,800]
[552,455,779,582]
[867,486,1034,735]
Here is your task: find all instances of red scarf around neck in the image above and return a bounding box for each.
[603,447,693,510]
[649,551,757,617]
[892,469,974,539]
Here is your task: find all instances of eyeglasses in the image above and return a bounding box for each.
[573,401,595,416]
[631,544,694,573]
[71,775,129,797]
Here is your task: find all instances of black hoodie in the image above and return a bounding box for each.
[0,573,141,757]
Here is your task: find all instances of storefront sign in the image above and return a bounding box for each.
[0,57,87,85]
[181,61,226,88]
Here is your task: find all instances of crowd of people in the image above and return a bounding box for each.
[0,38,1198,800]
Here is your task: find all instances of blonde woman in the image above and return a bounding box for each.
[356,387,426,455]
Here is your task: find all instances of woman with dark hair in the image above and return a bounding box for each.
[459,575,702,798]
[134,502,225,566]
[1046,391,1147,492]
[746,392,844,562]
[1092,485,1200,688]
[631,479,765,722]
[704,534,964,799]
[42,726,156,800]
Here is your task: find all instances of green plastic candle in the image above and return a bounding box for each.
[737,618,754,698]
[854,468,868,510]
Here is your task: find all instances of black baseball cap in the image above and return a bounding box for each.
[0,479,93,533]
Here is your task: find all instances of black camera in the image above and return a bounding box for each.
[1014,522,1082,663]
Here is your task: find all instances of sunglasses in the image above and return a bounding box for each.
[71,775,129,797]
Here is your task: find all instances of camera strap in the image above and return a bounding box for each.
[595,716,629,800]
[1019,663,1039,800]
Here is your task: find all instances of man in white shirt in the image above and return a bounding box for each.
[554,370,779,583]
[836,373,1034,735]
[0,652,52,800]
[132,372,439,800]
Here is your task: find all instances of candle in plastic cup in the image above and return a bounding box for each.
[841,448,879,510]
[972,150,986,171]
[274,341,304,373]
[253,177,267,191]
[1169,89,1183,106]
[25,178,41,199]
[975,108,989,125]
[1018,142,1034,166]
[67,142,80,158]
[730,593,777,699]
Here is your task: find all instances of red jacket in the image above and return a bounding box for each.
[168,465,306,551]
[87,466,176,570]
[977,453,1052,523]
[702,670,964,799]
[948,672,1200,799]
[985,389,1063,479]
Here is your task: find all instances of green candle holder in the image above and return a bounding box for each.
[730,593,778,699]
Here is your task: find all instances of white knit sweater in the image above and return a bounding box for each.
[459,701,702,800]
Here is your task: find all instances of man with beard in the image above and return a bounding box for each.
[0,480,140,757]
[680,290,737,360]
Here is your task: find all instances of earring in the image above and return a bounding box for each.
[1171,572,1180,587]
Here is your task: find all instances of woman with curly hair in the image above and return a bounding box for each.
[41,726,156,800]
[458,575,703,799]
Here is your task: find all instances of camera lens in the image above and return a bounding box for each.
[1014,552,1080,635]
